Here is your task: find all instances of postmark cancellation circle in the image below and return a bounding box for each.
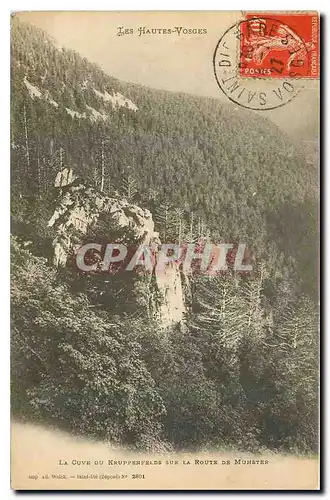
[213,18,310,111]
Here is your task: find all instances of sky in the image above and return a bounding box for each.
[15,11,319,142]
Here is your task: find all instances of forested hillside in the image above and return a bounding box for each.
[11,18,317,246]
[11,17,319,454]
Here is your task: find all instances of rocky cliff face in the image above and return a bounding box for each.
[155,262,185,328]
[48,175,185,328]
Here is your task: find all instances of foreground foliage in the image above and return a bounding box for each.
[11,239,319,453]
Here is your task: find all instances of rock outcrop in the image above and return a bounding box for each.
[48,176,186,328]
[155,262,185,328]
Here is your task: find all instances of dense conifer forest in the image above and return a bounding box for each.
[11,17,319,453]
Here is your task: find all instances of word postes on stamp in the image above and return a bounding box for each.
[213,13,319,110]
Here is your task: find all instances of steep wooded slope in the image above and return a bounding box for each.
[11,17,317,252]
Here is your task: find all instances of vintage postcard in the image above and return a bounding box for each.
[10,11,320,490]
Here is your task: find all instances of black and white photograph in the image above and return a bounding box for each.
[10,10,320,490]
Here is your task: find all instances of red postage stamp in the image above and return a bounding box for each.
[239,13,320,79]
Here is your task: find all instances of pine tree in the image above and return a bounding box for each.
[241,261,269,340]
[154,202,175,241]
[100,139,105,192]
[188,211,195,243]
[122,169,138,201]
[192,273,248,350]
[173,207,185,244]
[23,104,30,177]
